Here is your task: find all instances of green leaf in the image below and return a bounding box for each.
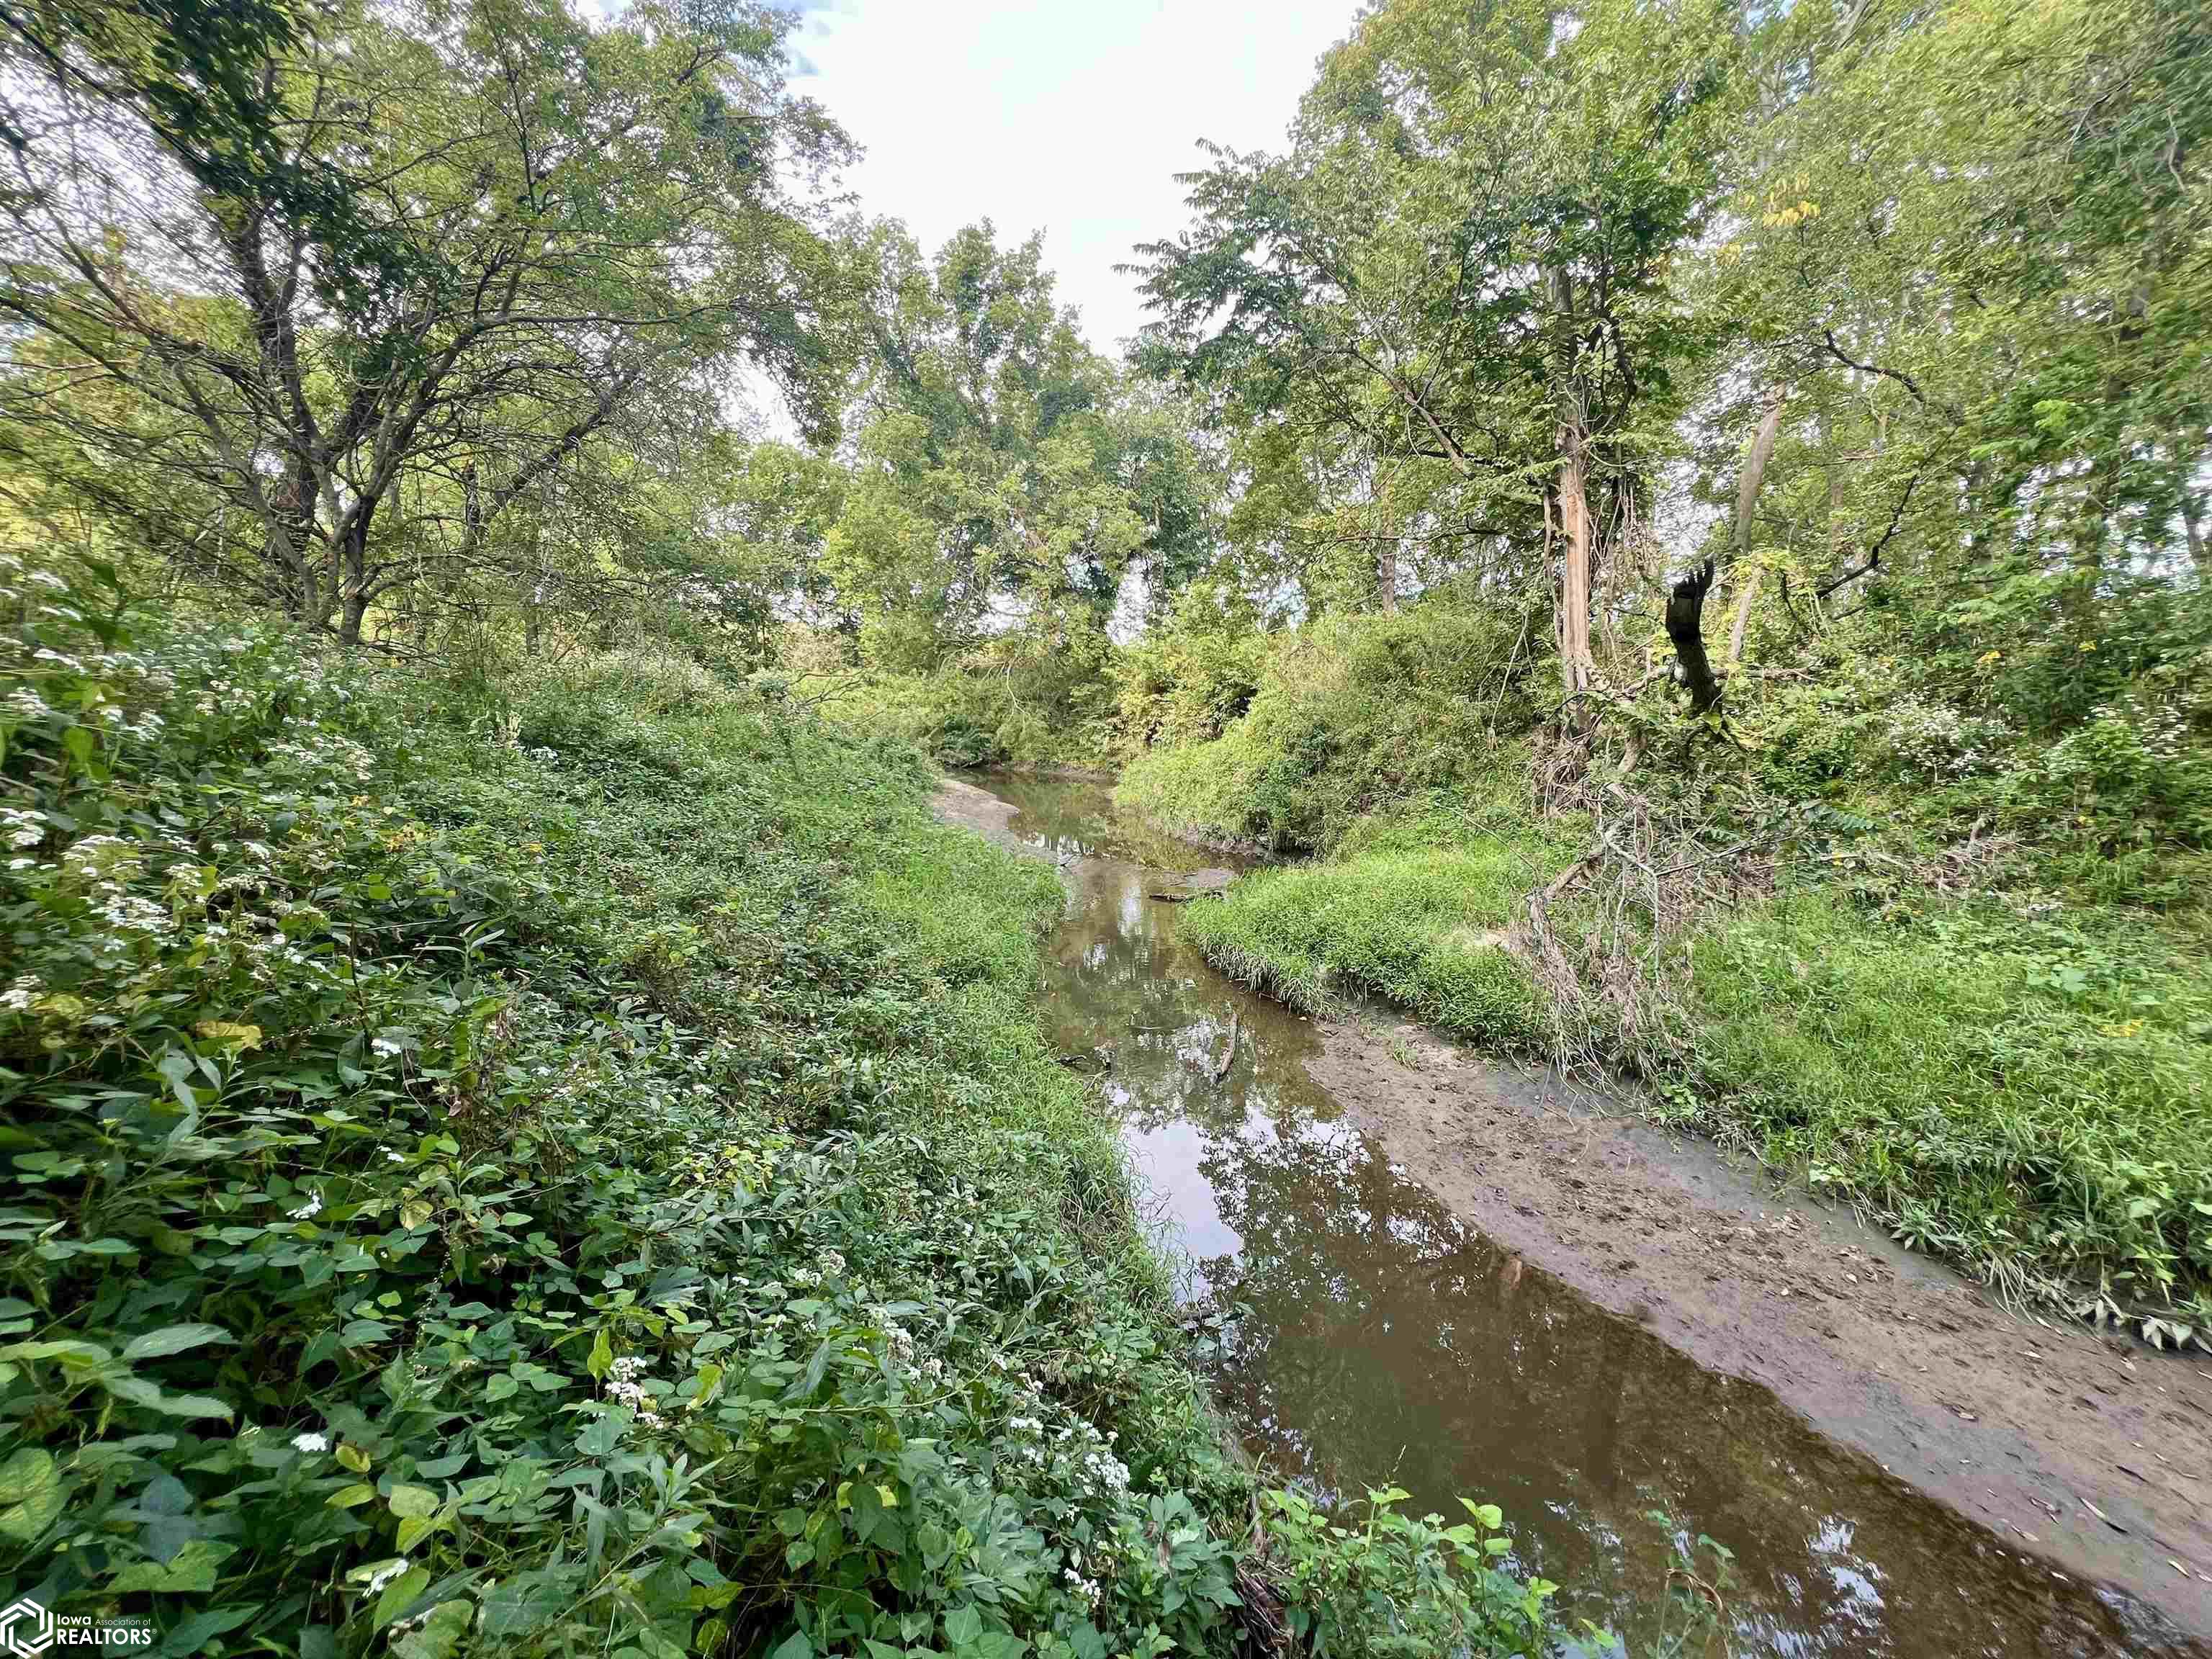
[110,1537,235,1593]
[387,1483,439,1519]
[0,1448,61,1542]
[392,1600,472,1659]
[121,1323,235,1362]
[374,1565,433,1628]
[943,1604,984,1647]
[768,1632,812,1659]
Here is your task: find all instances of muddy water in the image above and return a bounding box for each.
[962,772,2198,1659]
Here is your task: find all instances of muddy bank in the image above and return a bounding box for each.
[1311,1013,2212,1637]
[934,770,2212,1650]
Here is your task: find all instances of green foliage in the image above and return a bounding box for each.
[1257,1488,1555,1658]
[1115,603,1539,852]
[0,552,1554,1649]
[1111,588,1267,755]
[1181,844,1553,1052]
[1649,894,2212,1333]
[0,0,852,649]
[824,624,1123,773]
[822,224,1215,674]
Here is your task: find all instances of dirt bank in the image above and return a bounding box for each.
[936,770,2212,1645]
[1311,1012,2212,1640]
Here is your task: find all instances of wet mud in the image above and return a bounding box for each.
[932,771,2212,1655]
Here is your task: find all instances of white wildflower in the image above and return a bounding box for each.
[361,1559,410,1596]
[288,1192,323,1220]
[292,1431,329,1453]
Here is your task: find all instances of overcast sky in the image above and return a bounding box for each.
[789,1,1364,356]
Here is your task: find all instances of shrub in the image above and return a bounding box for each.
[1116,603,1536,853]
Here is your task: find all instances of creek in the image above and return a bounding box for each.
[954,770,2198,1658]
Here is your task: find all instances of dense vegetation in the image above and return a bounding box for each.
[0,559,1558,1653]
[1103,0,2212,1344]
[1,0,2208,1645]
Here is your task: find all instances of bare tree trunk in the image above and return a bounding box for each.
[1551,267,1595,696]
[1667,560,1722,715]
[2184,492,2206,570]
[336,500,377,647]
[1557,420,1595,696]
[1725,390,1787,665]
[1376,536,1399,612]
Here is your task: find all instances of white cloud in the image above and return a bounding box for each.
[791,0,1362,356]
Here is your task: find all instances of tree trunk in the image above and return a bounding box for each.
[1557,421,1595,696]
[1375,536,1399,613]
[1725,391,1787,666]
[336,498,378,647]
[2183,492,2206,570]
[1550,266,1594,696]
[1667,559,1722,716]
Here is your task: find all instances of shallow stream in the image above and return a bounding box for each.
[959,771,2196,1658]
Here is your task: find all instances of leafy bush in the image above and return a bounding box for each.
[1116,604,1535,853]
[0,552,1556,1651]
[1112,590,1267,754]
[823,628,1121,773]
[1258,1489,1555,1658]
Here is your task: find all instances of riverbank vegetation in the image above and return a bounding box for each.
[1,0,2206,1642]
[0,559,1558,1653]
[0,0,1573,1646]
[1111,0,2212,1344]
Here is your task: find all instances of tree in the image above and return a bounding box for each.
[1701,0,2211,720]
[823,221,1208,666]
[1136,0,1742,691]
[0,0,850,644]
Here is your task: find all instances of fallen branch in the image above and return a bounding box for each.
[1210,1010,1240,1082]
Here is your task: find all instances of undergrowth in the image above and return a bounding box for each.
[0,554,1557,1654]
[1184,816,2212,1341]
[1134,606,2212,1345]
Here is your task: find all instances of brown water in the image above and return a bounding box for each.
[966,771,2203,1659]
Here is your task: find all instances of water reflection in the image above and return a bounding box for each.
[971,774,2204,1659]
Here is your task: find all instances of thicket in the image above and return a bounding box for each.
[1116,598,1539,853]
[0,552,1560,1655]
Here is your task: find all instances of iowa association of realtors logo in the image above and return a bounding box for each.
[0,1599,152,1655]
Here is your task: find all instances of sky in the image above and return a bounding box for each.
[789,0,1365,356]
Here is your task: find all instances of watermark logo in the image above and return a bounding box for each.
[0,1600,150,1655]
[0,1600,52,1659]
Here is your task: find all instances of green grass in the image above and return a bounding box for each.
[1178,816,2212,1338]
[0,560,1557,1654]
[1182,847,1553,1050]
[1661,894,2212,1328]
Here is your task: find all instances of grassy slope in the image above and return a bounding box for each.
[0,587,1552,1653]
[1175,801,2212,1339]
